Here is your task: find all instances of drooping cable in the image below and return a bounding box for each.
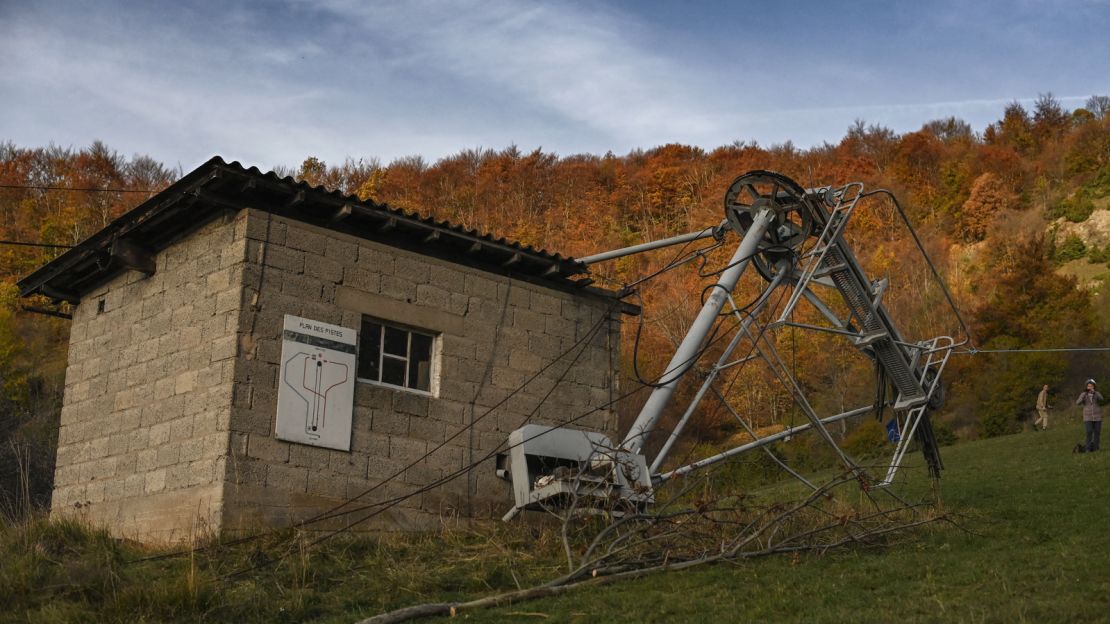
[137,299,634,564]
[665,279,794,475]
[959,346,1110,354]
[217,307,764,577]
[0,240,74,249]
[465,280,513,516]
[860,189,973,348]
[0,183,156,193]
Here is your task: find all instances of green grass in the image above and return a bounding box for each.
[2,421,1109,623]
[1059,258,1110,286]
[471,422,1110,623]
[0,516,569,623]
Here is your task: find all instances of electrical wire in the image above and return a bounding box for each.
[629,289,728,389]
[218,305,762,578]
[695,242,795,279]
[311,302,627,525]
[298,319,605,535]
[618,238,724,292]
[221,308,621,578]
[591,230,721,367]
[136,299,619,564]
[294,308,753,533]
[0,183,156,193]
[0,240,74,249]
[138,222,740,565]
[958,347,1110,354]
[699,270,795,318]
[859,189,973,348]
[290,321,756,544]
[617,232,732,389]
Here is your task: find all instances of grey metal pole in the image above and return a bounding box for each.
[621,209,774,455]
[655,405,873,482]
[649,269,789,473]
[577,221,724,266]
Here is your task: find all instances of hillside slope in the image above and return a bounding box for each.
[2,410,1109,623]
[468,418,1110,623]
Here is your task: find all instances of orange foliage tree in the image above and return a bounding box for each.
[4,94,1110,512]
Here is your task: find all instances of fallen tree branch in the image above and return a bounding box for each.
[355,511,948,624]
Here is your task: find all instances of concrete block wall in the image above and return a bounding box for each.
[221,210,621,532]
[52,213,248,542]
[51,207,621,541]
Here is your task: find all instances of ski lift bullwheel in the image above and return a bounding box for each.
[723,170,814,281]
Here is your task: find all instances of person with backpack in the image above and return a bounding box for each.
[1076,379,1105,452]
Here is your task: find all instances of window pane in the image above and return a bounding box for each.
[358,320,382,381]
[408,333,433,391]
[382,356,406,386]
[408,360,431,392]
[410,332,432,360]
[383,326,408,356]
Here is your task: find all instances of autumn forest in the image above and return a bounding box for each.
[2,94,1109,517]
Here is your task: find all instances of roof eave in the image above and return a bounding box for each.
[17,157,610,305]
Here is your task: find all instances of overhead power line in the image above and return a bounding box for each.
[0,240,74,249]
[0,183,155,193]
[961,347,1110,354]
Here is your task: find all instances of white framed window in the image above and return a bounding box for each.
[357,316,437,394]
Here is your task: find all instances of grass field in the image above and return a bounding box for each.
[471,421,1110,623]
[2,417,1109,623]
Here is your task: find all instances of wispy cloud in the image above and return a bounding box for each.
[0,2,342,168]
[298,0,719,143]
[1,0,1108,168]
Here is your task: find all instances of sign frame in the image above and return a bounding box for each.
[275,315,357,451]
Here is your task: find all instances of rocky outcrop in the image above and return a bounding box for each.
[1053,207,1110,248]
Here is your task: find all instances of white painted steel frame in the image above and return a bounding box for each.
[621,209,775,455]
[878,335,955,486]
[656,405,874,482]
[648,268,790,473]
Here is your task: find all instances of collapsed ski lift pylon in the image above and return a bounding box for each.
[497,171,968,521]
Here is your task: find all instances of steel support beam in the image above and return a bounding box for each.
[748,326,859,471]
[655,405,873,483]
[577,221,724,266]
[649,267,789,473]
[621,209,774,454]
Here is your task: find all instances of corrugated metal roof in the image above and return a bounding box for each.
[18,156,606,304]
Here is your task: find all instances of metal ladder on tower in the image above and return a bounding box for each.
[777,184,863,315]
[879,335,954,485]
[781,184,928,411]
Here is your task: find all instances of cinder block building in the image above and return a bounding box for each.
[18,157,627,542]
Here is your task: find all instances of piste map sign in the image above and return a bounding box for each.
[276,315,356,451]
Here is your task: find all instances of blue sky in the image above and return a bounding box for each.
[1,0,1108,173]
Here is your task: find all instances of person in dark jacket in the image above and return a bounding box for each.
[1076,379,1105,452]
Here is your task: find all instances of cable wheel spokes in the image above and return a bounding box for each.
[724,170,815,281]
